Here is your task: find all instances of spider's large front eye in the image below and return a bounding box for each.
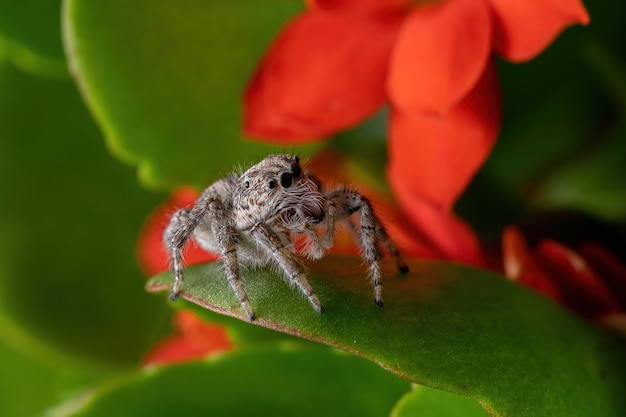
[291,163,301,179]
[280,172,293,188]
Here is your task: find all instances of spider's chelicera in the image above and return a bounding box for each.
[164,154,409,321]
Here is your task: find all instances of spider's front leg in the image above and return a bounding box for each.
[327,188,409,307]
[164,191,255,321]
[213,221,256,322]
[250,222,324,314]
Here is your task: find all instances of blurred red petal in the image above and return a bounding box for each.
[577,243,626,311]
[501,227,562,301]
[488,0,590,62]
[390,176,483,266]
[244,10,402,142]
[388,61,501,210]
[136,188,218,276]
[536,240,620,319]
[388,0,492,115]
[142,311,233,366]
[307,0,409,14]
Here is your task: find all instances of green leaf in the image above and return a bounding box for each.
[392,385,489,417]
[147,256,626,417]
[0,336,107,417]
[63,0,318,190]
[0,62,171,368]
[59,345,411,417]
[533,127,626,221]
[0,0,67,76]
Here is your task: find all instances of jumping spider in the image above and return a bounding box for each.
[164,154,409,321]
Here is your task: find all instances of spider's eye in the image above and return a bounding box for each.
[244,181,249,189]
[280,172,293,188]
[291,163,301,179]
[268,180,276,189]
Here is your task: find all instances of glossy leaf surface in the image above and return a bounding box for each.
[147,256,626,417]
[392,385,489,417]
[0,62,170,368]
[62,346,410,417]
[64,0,317,190]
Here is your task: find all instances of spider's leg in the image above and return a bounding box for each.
[163,207,193,301]
[344,212,409,274]
[210,212,255,322]
[354,197,386,307]
[251,223,323,313]
[327,188,409,307]
[162,189,240,303]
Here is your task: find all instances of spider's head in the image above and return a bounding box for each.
[234,154,325,229]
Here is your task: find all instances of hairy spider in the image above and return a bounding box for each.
[164,154,409,321]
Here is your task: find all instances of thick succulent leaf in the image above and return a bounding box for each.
[147,256,626,417]
[0,62,171,368]
[0,0,67,76]
[63,0,318,190]
[392,385,489,417]
[59,345,411,417]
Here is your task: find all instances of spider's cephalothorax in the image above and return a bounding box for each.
[163,154,408,321]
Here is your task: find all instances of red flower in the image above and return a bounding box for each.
[244,0,589,213]
[142,311,233,366]
[503,227,626,334]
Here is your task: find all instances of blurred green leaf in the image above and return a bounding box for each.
[488,68,597,185]
[533,129,626,221]
[0,337,107,417]
[0,0,67,76]
[59,345,410,417]
[392,385,489,417]
[0,62,170,368]
[63,0,319,190]
[147,256,626,417]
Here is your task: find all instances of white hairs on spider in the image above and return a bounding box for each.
[163,154,409,321]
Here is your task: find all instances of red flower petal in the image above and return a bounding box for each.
[142,311,233,366]
[388,61,501,210]
[577,243,626,311]
[387,0,492,115]
[536,240,620,320]
[390,174,483,266]
[136,188,218,276]
[244,10,402,142]
[488,0,590,62]
[307,0,409,15]
[501,227,562,302]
